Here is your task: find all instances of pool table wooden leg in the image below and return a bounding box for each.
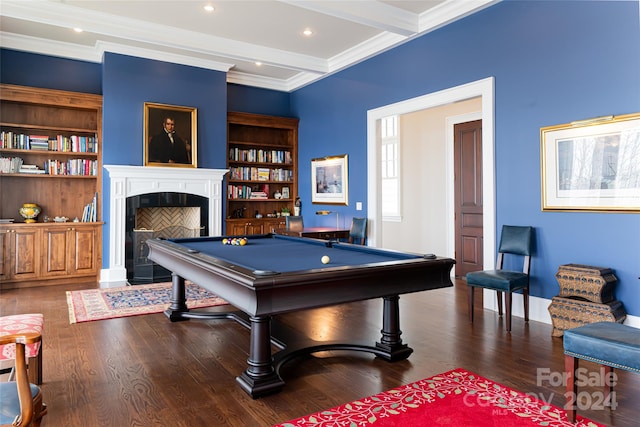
[164,274,190,321]
[375,295,413,361]
[236,315,285,398]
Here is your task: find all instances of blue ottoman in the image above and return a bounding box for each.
[563,322,640,422]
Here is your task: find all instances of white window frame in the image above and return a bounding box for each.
[381,115,401,222]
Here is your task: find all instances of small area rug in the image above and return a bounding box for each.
[273,368,602,427]
[66,282,227,324]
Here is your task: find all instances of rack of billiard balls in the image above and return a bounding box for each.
[222,237,248,246]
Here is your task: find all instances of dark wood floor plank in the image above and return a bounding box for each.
[1,280,638,426]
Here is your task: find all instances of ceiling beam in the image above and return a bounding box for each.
[282,0,419,37]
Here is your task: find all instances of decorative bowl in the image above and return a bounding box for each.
[19,203,41,223]
[53,216,69,223]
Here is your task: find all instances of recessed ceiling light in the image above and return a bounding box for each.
[204,4,214,12]
[255,61,262,66]
[73,28,83,33]
[303,28,313,36]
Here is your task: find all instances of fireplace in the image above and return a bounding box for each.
[128,194,208,284]
[102,165,227,285]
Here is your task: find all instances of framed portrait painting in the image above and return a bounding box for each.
[312,154,348,205]
[144,102,197,168]
[541,113,640,212]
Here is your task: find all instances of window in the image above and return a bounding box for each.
[381,115,400,220]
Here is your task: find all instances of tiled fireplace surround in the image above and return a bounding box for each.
[102,165,227,285]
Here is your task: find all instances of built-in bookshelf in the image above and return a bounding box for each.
[0,84,102,220]
[226,112,299,236]
[0,84,103,289]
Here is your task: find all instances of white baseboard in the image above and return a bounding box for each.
[482,289,639,329]
[99,267,127,286]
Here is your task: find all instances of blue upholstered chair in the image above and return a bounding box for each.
[0,331,46,426]
[466,225,534,332]
[348,217,367,245]
[286,215,304,232]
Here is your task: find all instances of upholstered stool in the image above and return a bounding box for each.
[0,313,44,385]
[563,322,640,422]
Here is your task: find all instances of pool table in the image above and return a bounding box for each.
[146,233,455,398]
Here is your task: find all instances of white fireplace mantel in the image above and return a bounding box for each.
[101,165,228,284]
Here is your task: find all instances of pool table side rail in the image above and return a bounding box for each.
[146,237,455,316]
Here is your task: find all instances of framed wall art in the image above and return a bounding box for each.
[312,154,349,205]
[144,102,197,168]
[541,113,640,212]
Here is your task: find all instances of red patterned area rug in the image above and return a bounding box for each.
[66,282,228,324]
[274,368,603,427]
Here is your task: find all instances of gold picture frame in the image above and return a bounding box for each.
[541,113,640,212]
[144,102,197,167]
[312,154,349,205]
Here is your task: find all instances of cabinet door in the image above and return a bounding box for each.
[42,227,70,277]
[262,218,286,233]
[71,226,98,274]
[10,228,40,280]
[0,228,9,281]
[246,222,263,235]
[227,221,248,236]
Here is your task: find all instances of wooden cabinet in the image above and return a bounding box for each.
[226,112,298,235]
[226,217,288,236]
[0,84,103,288]
[1,223,101,288]
[41,223,100,278]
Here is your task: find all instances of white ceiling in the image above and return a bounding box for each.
[1,0,498,92]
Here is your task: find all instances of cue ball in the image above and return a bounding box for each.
[321,255,330,264]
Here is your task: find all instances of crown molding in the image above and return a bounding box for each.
[0,31,103,63]
[419,0,500,32]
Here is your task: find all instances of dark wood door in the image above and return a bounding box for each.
[454,120,483,277]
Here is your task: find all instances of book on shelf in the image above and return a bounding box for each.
[257,168,270,181]
[81,192,98,222]
[0,156,24,173]
[249,191,268,199]
[19,164,46,174]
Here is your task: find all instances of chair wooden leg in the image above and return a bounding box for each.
[602,365,614,407]
[523,288,529,322]
[28,351,43,385]
[565,355,578,423]
[468,286,475,323]
[505,292,512,332]
[496,291,503,316]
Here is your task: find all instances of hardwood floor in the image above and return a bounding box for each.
[2,279,638,426]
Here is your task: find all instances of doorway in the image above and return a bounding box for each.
[367,77,495,273]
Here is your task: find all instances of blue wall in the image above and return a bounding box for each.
[1,0,638,316]
[0,49,101,94]
[227,83,291,117]
[290,0,640,312]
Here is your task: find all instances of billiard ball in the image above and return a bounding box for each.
[321,255,330,264]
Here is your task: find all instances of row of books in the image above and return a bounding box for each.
[0,156,98,176]
[229,166,293,182]
[45,159,99,176]
[81,193,98,222]
[228,185,269,200]
[229,147,292,164]
[0,131,98,153]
